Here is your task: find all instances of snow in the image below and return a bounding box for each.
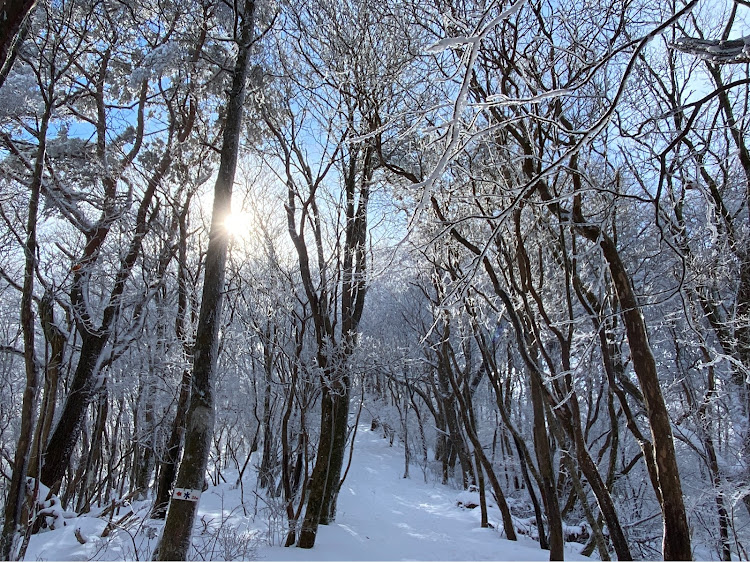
[26,479,78,531]
[24,424,591,561]
[258,425,589,562]
[484,89,573,107]
[425,36,475,53]
[411,0,529,225]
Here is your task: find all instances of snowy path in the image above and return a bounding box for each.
[258,425,588,561]
[23,424,590,561]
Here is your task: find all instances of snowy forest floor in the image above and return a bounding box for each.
[24,423,591,561]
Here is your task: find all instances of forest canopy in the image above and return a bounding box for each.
[0,0,749,560]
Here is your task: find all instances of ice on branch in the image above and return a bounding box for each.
[425,36,475,53]
[485,88,573,107]
[425,0,526,54]
[671,35,750,64]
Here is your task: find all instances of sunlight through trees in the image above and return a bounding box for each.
[0,0,749,560]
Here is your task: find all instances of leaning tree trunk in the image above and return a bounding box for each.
[40,144,173,493]
[446,363,517,541]
[558,398,632,561]
[155,2,255,558]
[573,195,692,561]
[40,332,107,494]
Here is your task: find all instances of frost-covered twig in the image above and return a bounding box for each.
[671,35,750,63]
[412,0,527,220]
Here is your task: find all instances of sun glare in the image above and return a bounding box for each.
[223,211,252,239]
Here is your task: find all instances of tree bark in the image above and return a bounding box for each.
[0,95,48,561]
[0,0,37,89]
[130,368,156,500]
[563,454,610,561]
[155,2,255,558]
[446,362,517,541]
[298,381,336,548]
[151,368,191,519]
[152,192,195,519]
[40,333,107,493]
[320,384,351,522]
[259,326,276,491]
[28,292,65,480]
[435,349,473,489]
[296,136,373,549]
[76,389,108,513]
[573,196,692,561]
[40,142,172,491]
[529,369,564,561]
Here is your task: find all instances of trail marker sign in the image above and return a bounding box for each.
[172,488,202,502]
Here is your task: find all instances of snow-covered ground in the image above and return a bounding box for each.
[24,424,590,561]
[257,425,589,562]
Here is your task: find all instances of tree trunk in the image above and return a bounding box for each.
[77,389,108,514]
[445,359,517,541]
[475,451,488,528]
[515,435,547,549]
[320,387,350,523]
[529,369,564,561]
[485,355,547,543]
[683,355,731,561]
[1,102,48,560]
[41,141,173,493]
[435,339,473,488]
[298,383,336,548]
[155,1,255,557]
[320,143,374,522]
[565,410,631,561]
[563,454,610,561]
[295,125,373,550]
[133,376,156,501]
[151,368,191,519]
[40,333,107,493]
[259,328,276,491]
[573,196,692,561]
[296,367,353,545]
[0,0,37,89]
[152,190,195,519]
[28,292,65,480]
